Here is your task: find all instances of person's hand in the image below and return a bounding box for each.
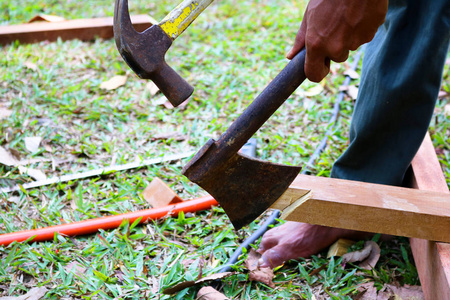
[287,0,388,82]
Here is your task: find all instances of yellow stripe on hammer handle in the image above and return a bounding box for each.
[159,0,214,40]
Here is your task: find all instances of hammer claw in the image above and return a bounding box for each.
[114,0,194,107]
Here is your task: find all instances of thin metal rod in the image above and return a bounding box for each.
[1,151,194,193]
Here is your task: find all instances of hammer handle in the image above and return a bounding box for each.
[159,0,215,40]
[216,48,307,157]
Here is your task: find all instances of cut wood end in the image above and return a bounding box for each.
[279,190,312,220]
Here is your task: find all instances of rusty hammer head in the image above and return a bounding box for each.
[113,0,194,107]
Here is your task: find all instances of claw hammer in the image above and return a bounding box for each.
[114,0,214,107]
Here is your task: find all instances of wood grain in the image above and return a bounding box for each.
[272,173,450,242]
[0,15,154,45]
[408,133,450,300]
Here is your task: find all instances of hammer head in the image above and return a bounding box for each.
[182,139,301,229]
[114,0,194,107]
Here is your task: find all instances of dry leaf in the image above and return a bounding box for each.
[345,85,359,100]
[18,166,47,181]
[24,61,38,71]
[344,69,360,79]
[197,286,230,300]
[359,241,381,270]
[146,82,160,96]
[244,249,275,288]
[355,282,424,300]
[24,136,42,153]
[438,90,448,99]
[0,287,48,300]
[387,284,424,300]
[0,146,19,166]
[162,272,234,295]
[303,85,324,97]
[444,104,450,116]
[0,105,13,119]
[100,75,127,90]
[342,241,381,270]
[152,132,187,141]
[65,261,86,276]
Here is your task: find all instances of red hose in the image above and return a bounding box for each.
[0,195,218,246]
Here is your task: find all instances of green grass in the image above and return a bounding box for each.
[1,0,449,299]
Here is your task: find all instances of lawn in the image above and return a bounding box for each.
[1,0,449,299]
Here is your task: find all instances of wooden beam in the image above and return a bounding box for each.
[0,15,154,45]
[408,133,450,300]
[271,173,450,243]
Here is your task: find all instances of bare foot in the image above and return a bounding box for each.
[256,221,375,268]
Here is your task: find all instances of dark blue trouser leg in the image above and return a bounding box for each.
[330,0,450,186]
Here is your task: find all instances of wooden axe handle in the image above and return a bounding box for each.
[215,48,307,163]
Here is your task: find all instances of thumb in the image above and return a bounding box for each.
[258,247,286,269]
[286,19,307,59]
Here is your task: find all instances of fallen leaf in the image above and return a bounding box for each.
[65,261,86,276]
[387,284,424,300]
[342,241,380,270]
[146,82,160,96]
[0,287,48,300]
[0,106,12,119]
[339,84,360,100]
[0,146,19,166]
[100,75,127,90]
[355,282,378,300]
[359,241,381,270]
[444,104,450,116]
[162,272,234,295]
[244,249,275,288]
[344,69,360,79]
[163,99,189,110]
[197,286,230,300]
[152,132,187,141]
[438,90,448,99]
[24,136,42,153]
[24,61,38,71]
[303,84,324,97]
[18,166,47,181]
[355,282,424,300]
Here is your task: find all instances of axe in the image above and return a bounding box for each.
[183,48,307,229]
[114,0,214,107]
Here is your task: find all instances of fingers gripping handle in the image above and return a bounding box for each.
[153,62,194,107]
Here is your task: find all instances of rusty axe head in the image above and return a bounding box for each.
[183,140,301,230]
[113,0,194,107]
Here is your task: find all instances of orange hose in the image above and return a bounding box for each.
[0,195,218,246]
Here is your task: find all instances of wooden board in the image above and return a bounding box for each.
[0,15,154,45]
[271,172,450,243]
[408,133,450,300]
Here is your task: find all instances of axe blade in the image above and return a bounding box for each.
[184,148,301,229]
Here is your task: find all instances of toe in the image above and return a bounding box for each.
[258,247,286,268]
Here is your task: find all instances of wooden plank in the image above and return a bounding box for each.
[408,133,450,300]
[271,174,450,243]
[0,15,154,45]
